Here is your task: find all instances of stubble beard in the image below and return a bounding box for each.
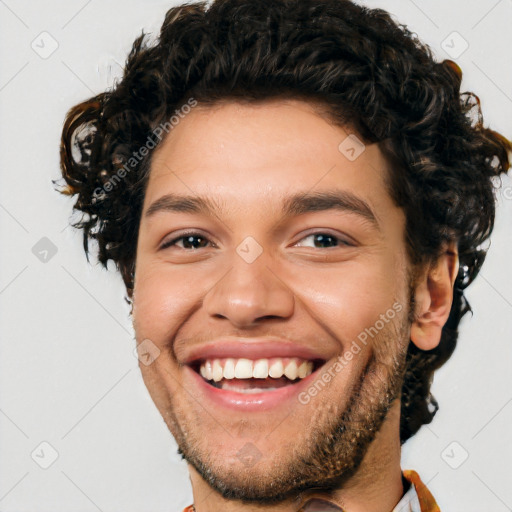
[161,307,411,505]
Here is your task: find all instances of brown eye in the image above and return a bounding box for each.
[295,233,352,249]
[161,233,212,250]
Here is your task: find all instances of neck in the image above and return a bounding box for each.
[187,400,404,512]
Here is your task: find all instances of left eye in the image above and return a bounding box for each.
[295,233,350,248]
[160,231,350,251]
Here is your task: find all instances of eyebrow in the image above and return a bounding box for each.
[144,190,379,228]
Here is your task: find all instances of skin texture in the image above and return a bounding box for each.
[131,99,457,511]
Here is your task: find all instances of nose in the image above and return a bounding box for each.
[202,251,295,328]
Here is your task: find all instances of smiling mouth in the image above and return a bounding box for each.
[191,357,324,393]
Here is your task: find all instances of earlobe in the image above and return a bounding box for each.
[410,244,459,351]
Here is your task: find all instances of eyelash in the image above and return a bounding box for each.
[159,230,353,250]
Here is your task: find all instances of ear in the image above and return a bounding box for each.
[410,242,459,351]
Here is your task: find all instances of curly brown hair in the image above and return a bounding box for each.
[56,0,511,444]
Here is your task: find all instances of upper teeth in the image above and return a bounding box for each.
[199,358,314,382]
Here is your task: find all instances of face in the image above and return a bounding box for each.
[132,99,412,503]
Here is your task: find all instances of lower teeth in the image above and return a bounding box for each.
[221,385,278,394]
[209,377,296,393]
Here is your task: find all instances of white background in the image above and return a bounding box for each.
[0,1,511,511]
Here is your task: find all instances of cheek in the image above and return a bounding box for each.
[286,257,405,344]
[132,262,197,343]
[132,265,195,407]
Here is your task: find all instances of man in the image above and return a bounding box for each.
[57,0,511,510]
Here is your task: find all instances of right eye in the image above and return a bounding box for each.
[160,232,214,251]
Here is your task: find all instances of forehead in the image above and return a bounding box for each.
[145,98,394,218]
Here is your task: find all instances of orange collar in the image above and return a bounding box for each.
[401,469,441,512]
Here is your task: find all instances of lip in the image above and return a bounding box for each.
[183,361,325,412]
[178,337,334,412]
[182,337,331,365]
